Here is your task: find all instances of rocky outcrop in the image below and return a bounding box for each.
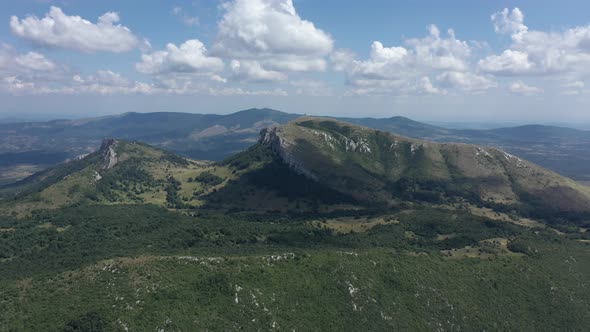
[309,129,372,153]
[259,126,285,148]
[259,127,318,180]
[342,136,371,153]
[99,138,119,171]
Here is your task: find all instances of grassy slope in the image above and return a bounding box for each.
[4,119,590,229]
[279,118,590,215]
[0,140,241,216]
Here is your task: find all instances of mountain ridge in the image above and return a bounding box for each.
[254,117,590,214]
[1,108,590,186]
[3,116,589,234]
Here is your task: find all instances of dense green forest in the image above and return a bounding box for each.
[1,204,589,331]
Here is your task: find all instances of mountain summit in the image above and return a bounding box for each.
[253,117,590,216]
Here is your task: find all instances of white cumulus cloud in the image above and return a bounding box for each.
[437,71,496,92]
[211,0,333,80]
[481,7,590,77]
[335,25,484,95]
[15,52,57,71]
[213,0,333,58]
[0,44,61,76]
[370,41,407,63]
[330,49,356,72]
[418,77,445,95]
[509,80,542,96]
[230,60,286,82]
[491,8,528,39]
[406,25,471,71]
[136,40,224,75]
[71,70,155,95]
[10,6,141,53]
[479,50,535,75]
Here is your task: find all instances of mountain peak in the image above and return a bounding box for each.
[252,118,590,213]
[99,138,119,170]
[99,138,118,150]
[259,126,282,145]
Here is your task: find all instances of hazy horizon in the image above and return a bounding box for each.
[2,107,590,131]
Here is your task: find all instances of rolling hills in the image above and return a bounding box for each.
[3,117,590,228]
[2,108,590,186]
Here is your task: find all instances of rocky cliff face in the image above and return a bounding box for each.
[259,127,318,180]
[99,138,119,171]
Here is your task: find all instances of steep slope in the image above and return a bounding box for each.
[2,109,590,185]
[1,135,325,217]
[0,138,216,216]
[0,108,299,179]
[251,118,590,219]
[4,118,590,224]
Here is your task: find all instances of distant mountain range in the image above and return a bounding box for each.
[1,108,589,185]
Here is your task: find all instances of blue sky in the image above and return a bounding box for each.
[1,0,590,123]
